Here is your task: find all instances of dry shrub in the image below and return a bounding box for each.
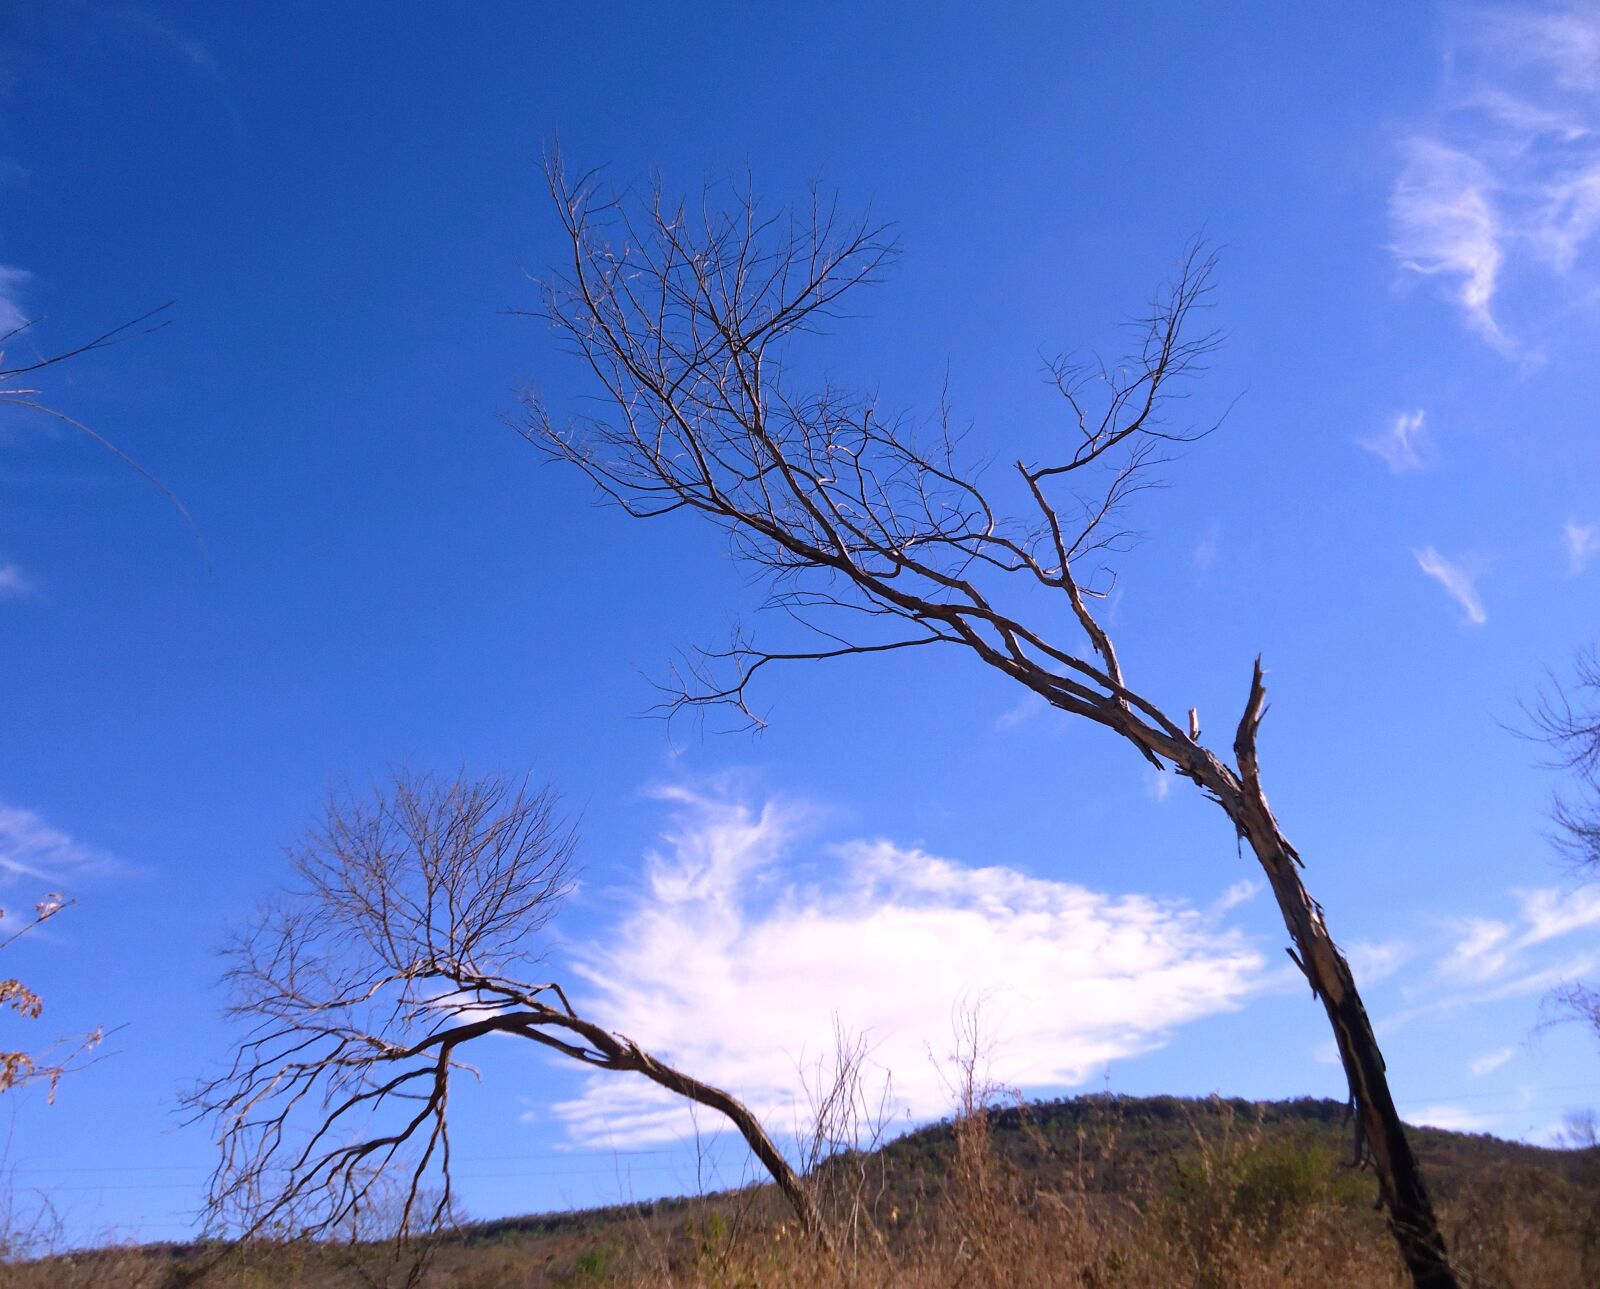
[1157,1099,1394,1289]
[3,1094,1593,1288]
[1446,1162,1600,1288]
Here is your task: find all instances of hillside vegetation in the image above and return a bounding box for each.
[14,1095,1598,1289]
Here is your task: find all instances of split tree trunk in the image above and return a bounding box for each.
[1247,833,1454,1288]
[1168,661,1456,1289]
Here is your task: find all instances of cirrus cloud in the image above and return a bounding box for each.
[1565,521,1599,575]
[0,561,31,599]
[0,802,119,886]
[1360,409,1435,474]
[0,263,28,339]
[553,787,1266,1148]
[1415,546,1488,625]
[1392,3,1600,351]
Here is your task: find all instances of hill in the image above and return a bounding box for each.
[15,1095,1600,1288]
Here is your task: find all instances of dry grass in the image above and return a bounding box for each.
[5,1093,1595,1289]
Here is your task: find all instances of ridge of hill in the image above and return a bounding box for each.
[448,1093,1596,1247]
[21,1094,1600,1288]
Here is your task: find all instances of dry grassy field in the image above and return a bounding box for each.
[10,1096,1596,1289]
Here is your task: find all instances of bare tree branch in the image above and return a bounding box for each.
[1525,645,1600,871]
[186,770,829,1249]
[1524,647,1600,1074]
[522,160,1459,1289]
[0,305,206,563]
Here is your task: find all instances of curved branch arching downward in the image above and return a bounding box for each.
[186,771,831,1253]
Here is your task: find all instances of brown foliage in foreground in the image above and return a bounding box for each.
[0,895,101,1099]
[8,1096,1597,1289]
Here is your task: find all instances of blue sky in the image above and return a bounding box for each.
[2,0,1599,1246]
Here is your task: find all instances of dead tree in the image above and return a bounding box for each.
[522,161,1459,1288]
[1527,646,1600,1038]
[1528,644,1600,870]
[0,310,179,1107]
[186,771,828,1245]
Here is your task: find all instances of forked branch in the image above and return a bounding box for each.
[187,771,827,1247]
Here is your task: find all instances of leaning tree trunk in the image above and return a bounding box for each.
[529,169,1454,1281]
[1167,661,1455,1289]
[628,1046,832,1249]
[521,1007,833,1250]
[1246,833,1453,1287]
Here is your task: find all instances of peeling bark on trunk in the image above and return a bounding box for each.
[1165,661,1456,1289]
[1249,839,1455,1288]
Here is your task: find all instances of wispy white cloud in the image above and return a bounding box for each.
[1414,546,1487,625]
[1516,884,1600,945]
[1191,521,1221,573]
[0,802,118,887]
[1212,879,1261,914]
[0,263,28,338]
[1469,1045,1516,1078]
[1404,1103,1500,1133]
[1346,939,1414,984]
[1353,884,1600,1122]
[1390,142,1506,345]
[1565,521,1599,575]
[1471,5,1600,120]
[994,692,1047,732]
[555,788,1265,1147]
[1437,886,1600,995]
[1439,916,1516,985]
[1477,951,1599,1002]
[1393,4,1600,349]
[116,8,224,80]
[1360,409,1435,473]
[0,561,30,599]
[115,8,244,141]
